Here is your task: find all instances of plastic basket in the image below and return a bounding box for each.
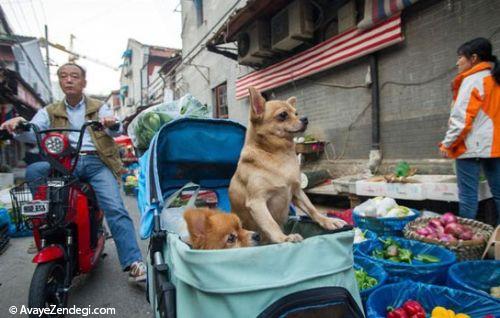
[353,209,420,237]
[353,256,387,309]
[354,236,456,284]
[366,281,500,318]
[447,260,500,303]
[404,216,494,260]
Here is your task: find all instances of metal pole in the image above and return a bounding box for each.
[44,25,53,103]
[370,54,380,150]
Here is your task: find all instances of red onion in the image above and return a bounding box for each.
[428,218,443,229]
[417,227,431,236]
[444,223,463,237]
[440,212,458,225]
[459,229,473,240]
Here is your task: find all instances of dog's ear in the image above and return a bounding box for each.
[184,209,208,242]
[286,96,297,108]
[248,86,265,120]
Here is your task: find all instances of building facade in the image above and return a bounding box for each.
[119,39,180,116]
[176,0,500,175]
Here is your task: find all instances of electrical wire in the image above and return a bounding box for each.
[29,0,44,37]
[6,0,26,34]
[13,0,35,35]
[38,0,48,26]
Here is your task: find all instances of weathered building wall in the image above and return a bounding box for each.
[238,0,500,163]
[180,0,500,173]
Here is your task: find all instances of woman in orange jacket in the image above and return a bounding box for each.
[440,38,500,224]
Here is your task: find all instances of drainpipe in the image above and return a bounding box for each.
[368,53,382,174]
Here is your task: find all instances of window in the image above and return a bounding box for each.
[214,83,228,119]
[194,0,204,26]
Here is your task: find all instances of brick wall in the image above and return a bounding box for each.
[232,0,500,165]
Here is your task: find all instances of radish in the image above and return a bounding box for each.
[440,212,458,225]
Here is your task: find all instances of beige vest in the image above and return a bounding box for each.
[45,96,123,178]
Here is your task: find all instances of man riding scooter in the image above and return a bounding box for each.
[1,62,146,283]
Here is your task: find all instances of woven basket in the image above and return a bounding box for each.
[403,217,494,261]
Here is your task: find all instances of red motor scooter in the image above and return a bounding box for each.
[9,121,107,314]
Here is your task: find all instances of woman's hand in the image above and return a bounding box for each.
[439,148,449,158]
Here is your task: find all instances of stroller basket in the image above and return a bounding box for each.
[142,119,364,318]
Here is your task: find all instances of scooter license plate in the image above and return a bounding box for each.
[21,200,49,216]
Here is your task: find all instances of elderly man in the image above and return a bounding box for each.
[1,63,146,282]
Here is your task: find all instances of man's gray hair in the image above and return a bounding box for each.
[57,63,86,78]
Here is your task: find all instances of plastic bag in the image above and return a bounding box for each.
[353,197,397,217]
[0,208,10,227]
[366,281,500,318]
[160,183,200,241]
[128,94,211,149]
[447,260,500,303]
[354,237,456,284]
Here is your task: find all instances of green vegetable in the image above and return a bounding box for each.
[414,254,440,263]
[158,112,172,124]
[372,238,413,263]
[147,113,161,131]
[355,269,378,290]
[395,161,411,177]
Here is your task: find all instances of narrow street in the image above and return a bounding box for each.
[0,192,150,318]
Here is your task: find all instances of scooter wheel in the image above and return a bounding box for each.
[28,261,67,317]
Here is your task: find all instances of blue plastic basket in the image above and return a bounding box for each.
[353,209,420,237]
[366,281,500,318]
[355,237,456,284]
[447,260,500,303]
[354,256,388,309]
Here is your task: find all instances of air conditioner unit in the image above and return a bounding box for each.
[271,0,314,51]
[338,0,357,33]
[237,20,273,66]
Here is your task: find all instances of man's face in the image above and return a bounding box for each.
[58,65,86,96]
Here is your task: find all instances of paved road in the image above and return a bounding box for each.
[0,192,151,318]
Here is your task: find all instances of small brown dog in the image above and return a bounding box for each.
[183,207,261,250]
[229,87,346,244]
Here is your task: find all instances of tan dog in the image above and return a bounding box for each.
[184,208,260,250]
[229,87,346,244]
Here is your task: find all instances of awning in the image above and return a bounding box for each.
[236,15,403,99]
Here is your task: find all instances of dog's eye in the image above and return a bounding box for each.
[278,111,288,121]
[295,112,298,116]
[227,234,237,244]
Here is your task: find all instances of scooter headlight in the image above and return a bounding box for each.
[42,133,68,155]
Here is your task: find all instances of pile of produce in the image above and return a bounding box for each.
[386,302,492,318]
[354,228,368,244]
[491,286,500,298]
[372,238,440,264]
[128,94,210,149]
[134,112,172,149]
[387,300,426,318]
[355,268,378,291]
[354,197,415,218]
[414,213,485,243]
[124,175,138,195]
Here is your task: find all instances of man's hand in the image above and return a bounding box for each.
[0,117,27,134]
[100,116,119,129]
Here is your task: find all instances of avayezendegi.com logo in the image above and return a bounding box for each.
[9,304,116,317]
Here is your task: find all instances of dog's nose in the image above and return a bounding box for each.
[252,232,261,242]
[300,117,308,125]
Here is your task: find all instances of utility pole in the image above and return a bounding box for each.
[44,24,53,103]
[69,34,76,63]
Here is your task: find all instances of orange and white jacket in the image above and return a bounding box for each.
[440,62,500,159]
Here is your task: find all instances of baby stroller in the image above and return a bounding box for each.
[138,118,364,318]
